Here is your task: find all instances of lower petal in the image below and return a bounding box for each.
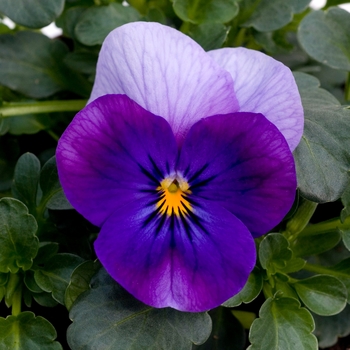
[94,197,256,312]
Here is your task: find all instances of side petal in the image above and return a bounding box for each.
[208,47,304,151]
[178,112,297,237]
[89,22,238,141]
[56,94,177,227]
[94,197,256,312]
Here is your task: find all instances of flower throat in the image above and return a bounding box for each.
[156,177,192,217]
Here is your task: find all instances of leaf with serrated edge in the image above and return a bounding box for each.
[259,233,292,274]
[248,296,318,350]
[313,304,350,348]
[0,198,38,273]
[0,312,62,349]
[67,268,211,350]
[34,253,84,304]
[65,260,101,310]
[293,72,350,202]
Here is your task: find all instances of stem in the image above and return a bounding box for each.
[0,100,87,117]
[233,28,247,47]
[284,200,318,241]
[299,216,350,237]
[180,21,191,34]
[302,262,350,279]
[12,286,22,316]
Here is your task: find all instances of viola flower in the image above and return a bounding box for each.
[56,22,302,312]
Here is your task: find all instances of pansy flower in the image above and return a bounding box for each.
[56,22,303,312]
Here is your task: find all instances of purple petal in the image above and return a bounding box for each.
[208,47,304,151]
[56,94,177,226]
[94,197,256,312]
[89,22,238,142]
[178,112,297,237]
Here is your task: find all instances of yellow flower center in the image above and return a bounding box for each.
[156,177,192,216]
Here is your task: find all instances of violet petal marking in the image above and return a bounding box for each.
[56,94,177,227]
[178,112,297,238]
[89,22,238,142]
[94,197,256,312]
[208,47,304,151]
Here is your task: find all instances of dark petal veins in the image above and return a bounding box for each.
[178,112,297,237]
[56,94,177,227]
[94,197,256,312]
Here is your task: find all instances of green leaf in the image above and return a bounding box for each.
[0,312,62,349]
[243,0,311,32]
[0,32,65,98]
[248,296,318,350]
[328,258,350,298]
[34,253,84,304]
[282,258,306,273]
[292,275,347,316]
[173,0,239,24]
[293,72,350,202]
[74,3,141,46]
[64,52,98,75]
[313,304,350,348]
[0,118,10,136]
[39,156,72,211]
[193,307,246,350]
[274,277,299,300]
[33,292,58,308]
[341,229,350,251]
[189,23,228,51]
[222,268,263,307]
[24,270,43,294]
[0,273,8,286]
[298,7,350,71]
[0,0,64,28]
[56,6,87,39]
[0,31,91,98]
[67,268,211,350]
[8,114,52,136]
[0,198,38,273]
[293,232,341,257]
[65,260,100,310]
[259,233,292,274]
[12,153,40,214]
[341,184,350,222]
[32,242,59,268]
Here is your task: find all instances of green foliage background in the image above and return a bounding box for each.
[0,0,350,349]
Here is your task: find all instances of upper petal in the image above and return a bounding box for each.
[177,112,297,237]
[89,22,238,141]
[208,47,304,151]
[94,196,256,312]
[56,94,177,227]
